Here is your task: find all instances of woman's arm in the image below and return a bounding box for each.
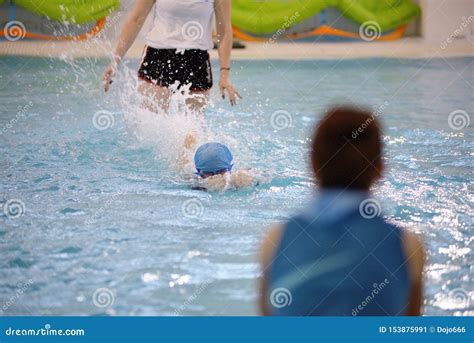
[214,0,241,105]
[103,0,155,91]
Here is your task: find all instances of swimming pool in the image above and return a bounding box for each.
[0,56,472,316]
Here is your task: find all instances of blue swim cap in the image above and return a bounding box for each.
[194,143,233,177]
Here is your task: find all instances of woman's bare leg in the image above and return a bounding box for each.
[186,90,210,116]
[137,83,209,169]
[138,80,171,113]
[186,89,210,135]
[138,82,209,115]
[182,89,210,153]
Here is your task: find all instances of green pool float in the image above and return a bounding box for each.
[232,0,421,35]
[11,0,120,24]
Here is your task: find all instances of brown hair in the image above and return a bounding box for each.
[311,105,383,190]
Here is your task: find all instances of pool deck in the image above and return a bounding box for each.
[0,38,472,60]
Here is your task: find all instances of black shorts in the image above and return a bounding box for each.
[137,46,213,91]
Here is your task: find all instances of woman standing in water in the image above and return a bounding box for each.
[103,0,240,113]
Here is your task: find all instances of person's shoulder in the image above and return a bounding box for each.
[380,220,425,264]
[400,229,426,281]
[260,224,284,269]
[402,230,425,261]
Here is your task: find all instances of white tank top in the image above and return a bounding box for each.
[145,0,215,51]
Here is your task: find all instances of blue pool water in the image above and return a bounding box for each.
[0,56,472,316]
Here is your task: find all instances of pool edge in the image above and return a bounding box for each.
[0,38,472,60]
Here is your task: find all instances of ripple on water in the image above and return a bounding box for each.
[58,246,83,254]
[7,258,36,269]
[59,208,84,215]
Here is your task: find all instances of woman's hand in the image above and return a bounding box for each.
[102,56,122,92]
[219,72,242,106]
[102,62,116,92]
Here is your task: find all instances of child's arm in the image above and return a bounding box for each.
[402,231,426,315]
[230,170,255,188]
[205,174,228,191]
[202,170,257,192]
[178,132,199,173]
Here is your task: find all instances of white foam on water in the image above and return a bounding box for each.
[58,39,264,183]
[113,62,236,176]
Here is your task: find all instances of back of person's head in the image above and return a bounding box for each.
[311,105,383,190]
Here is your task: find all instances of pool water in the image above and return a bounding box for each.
[0,56,472,316]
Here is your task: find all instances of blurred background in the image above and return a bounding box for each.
[0,0,472,58]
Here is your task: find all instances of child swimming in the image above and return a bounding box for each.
[259,105,425,316]
[191,142,256,191]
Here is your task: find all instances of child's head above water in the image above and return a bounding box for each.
[194,142,233,178]
[311,105,383,190]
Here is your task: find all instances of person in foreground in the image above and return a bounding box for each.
[191,142,256,191]
[259,106,425,316]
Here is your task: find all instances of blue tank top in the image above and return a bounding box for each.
[268,190,410,316]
